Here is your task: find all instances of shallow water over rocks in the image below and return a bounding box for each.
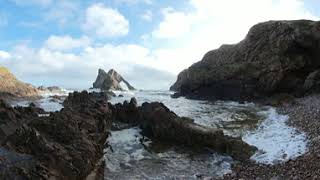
[8,90,308,179]
[105,90,308,179]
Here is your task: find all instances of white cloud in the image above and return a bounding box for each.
[4,43,174,89]
[154,0,318,41]
[83,3,129,38]
[4,0,320,90]
[152,8,192,39]
[141,10,153,21]
[45,35,91,51]
[0,51,11,59]
[150,0,319,74]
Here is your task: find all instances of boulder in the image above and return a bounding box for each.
[171,20,320,101]
[111,98,256,160]
[0,67,39,99]
[93,69,135,91]
[138,102,256,160]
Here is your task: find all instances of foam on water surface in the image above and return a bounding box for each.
[109,90,308,165]
[243,107,308,164]
[39,88,72,98]
[104,127,233,179]
[9,89,309,178]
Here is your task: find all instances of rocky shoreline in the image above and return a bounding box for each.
[223,94,320,179]
[0,91,259,179]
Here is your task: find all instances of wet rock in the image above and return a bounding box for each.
[0,100,44,142]
[112,98,141,125]
[171,20,320,101]
[137,102,257,161]
[170,92,181,99]
[0,91,111,179]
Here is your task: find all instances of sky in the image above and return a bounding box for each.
[0,0,319,90]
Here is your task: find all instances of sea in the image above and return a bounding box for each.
[11,89,308,180]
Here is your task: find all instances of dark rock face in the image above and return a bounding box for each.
[137,102,256,160]
[111,98,256,160]
[0,91,111,179]
[93,69,135,91]
[171,20,320,101]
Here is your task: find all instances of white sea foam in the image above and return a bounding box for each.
[243,108,308,164]
[112,90,135,96]
[87,88,101,93]
[37,98,64,112]
[105,127,233,179]
[39,88,72,98]
[105,128,151,172]
[109,90,308,165]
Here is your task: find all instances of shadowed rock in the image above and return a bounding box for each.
[0,92,257,179]
[171,20,320,101]
[113,98,257,160]
[93,69,135,91]
[0,91,111,179]
[138,102,257,160]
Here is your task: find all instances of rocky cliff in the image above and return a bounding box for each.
[171,20,320,101]
[0,66,38,98]
[93,69,135,91]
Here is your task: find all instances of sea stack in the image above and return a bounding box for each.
[93,69,135,91]
[171,20,320,101]
[0,66,38,98]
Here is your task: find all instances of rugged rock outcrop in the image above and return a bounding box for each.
[93,69,135,91]
[0,91,256,179]
[0,91,111,179]
[138,102,256,160]
[0,67,39,99]
[111,98,256,160]
[171,20,320,101]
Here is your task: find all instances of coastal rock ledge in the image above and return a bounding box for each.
[171,20,320,101]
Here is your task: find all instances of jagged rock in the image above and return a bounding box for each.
[0,67,39,99]
[111,97,140,126]
[304,70,320,92]
[0,100,44,141]
[138,102,256,160]
[112,98,256,160]
[0,91,256,179]
[171,20,320,101]
[93,69,135,91]
[0,91,111,179]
